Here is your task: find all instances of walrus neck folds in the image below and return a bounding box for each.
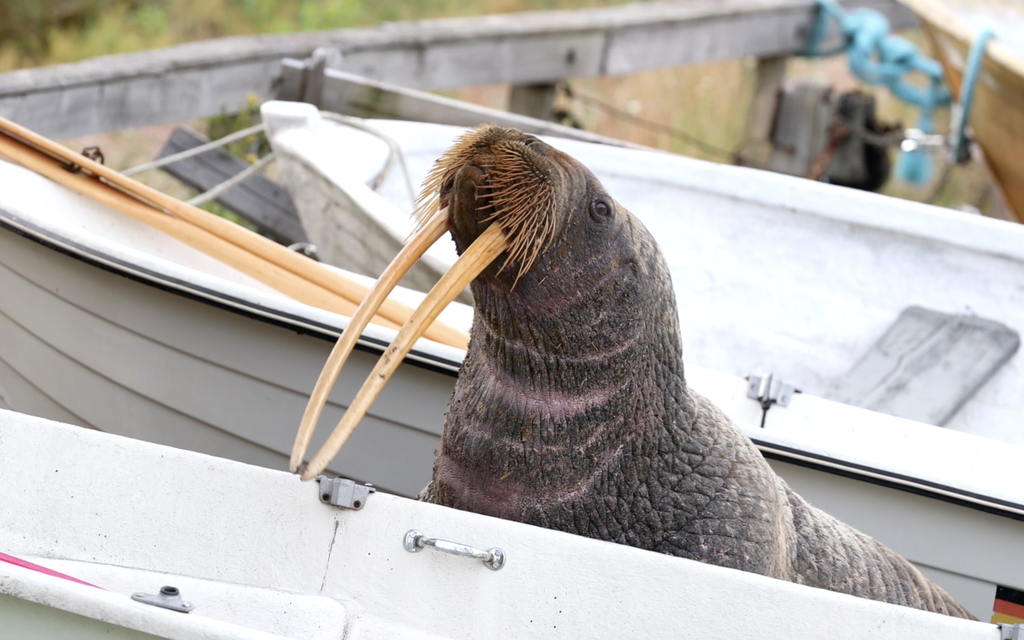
[429,127,699,523]
[436,212,695,518]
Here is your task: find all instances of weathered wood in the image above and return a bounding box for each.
[508,83,558,120]
[828,306,1020,426]
[739,56,787,166]
[903,0,1024,223]
[315,68,646,149]
[768,79,832,177]
[0,0,917,139]
[157,126,307,246]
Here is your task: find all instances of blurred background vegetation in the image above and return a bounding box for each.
[0,0,1003,215]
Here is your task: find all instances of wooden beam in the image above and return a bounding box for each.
[316,68,644,149]
[508,83,558,121]
[156,126,308,246]
[0,0,917,139]
[739,56,788,168]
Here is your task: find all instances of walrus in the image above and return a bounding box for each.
[293,125,971,618]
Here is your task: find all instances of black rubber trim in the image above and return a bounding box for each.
[752,438,1024,522]
[0,210,461,377]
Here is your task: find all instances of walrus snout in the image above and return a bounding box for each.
[448,164,494,256]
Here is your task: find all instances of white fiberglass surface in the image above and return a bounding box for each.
[0,160,280,293]
[305,118,1024,445]
[0,411,1001,640]
[0,158,473,352]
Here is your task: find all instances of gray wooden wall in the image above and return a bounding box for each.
[0,0,917,139]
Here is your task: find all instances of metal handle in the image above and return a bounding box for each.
[403,529,506,571]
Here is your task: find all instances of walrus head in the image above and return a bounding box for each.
[293,124,685,497]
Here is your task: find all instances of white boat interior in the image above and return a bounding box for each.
[0,409,1006,639]
[264,101,1024,445]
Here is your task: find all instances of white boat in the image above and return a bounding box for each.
[0,408,1007,638]
[2,107,1024,619]
[265,101,1024,444]
[0,151,473,498]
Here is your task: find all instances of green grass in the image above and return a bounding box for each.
[0,0,637,69]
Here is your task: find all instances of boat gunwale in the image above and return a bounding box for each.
[323,116,1024,267]
[0,207,463,377]
[752,438,1024,522]
[7,130,1024,522]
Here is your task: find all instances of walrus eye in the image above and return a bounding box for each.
[590,198,611,223]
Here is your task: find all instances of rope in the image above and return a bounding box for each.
[319,111,418,205]
[123,123,266,176]
[949,28,995,165]
[803,0,951,184]
[563,83,738,162]
[186,152,276,207]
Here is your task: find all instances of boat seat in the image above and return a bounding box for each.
[827,306,1020,425]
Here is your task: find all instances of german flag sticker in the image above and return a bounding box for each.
[993,586,1024,624]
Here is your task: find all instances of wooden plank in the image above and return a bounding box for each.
[828,306,1020,426]
[508,83,558,120]
[739,56,787,167]
[0,0,917,139]
[900,0,1024,223]
[768,79,832,176]
[317,68,646,149]
[156,126,308,246]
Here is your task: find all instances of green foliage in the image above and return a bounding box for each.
[206,94,270,161]
[0,0,115,62]
[0,0,638,70]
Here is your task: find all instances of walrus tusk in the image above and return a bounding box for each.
[299,222,510,480]
[290,207,451,472]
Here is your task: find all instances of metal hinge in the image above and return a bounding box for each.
[1001,623,1024,640]
[317,476,375,510]
[746,373,800,428]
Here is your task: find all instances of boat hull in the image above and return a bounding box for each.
[0,411,1002,639]
[0,218,456,498]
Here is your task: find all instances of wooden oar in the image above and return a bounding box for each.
[0,115,469,350]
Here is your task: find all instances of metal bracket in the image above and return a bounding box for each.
[1001,623,1024,640]
[404,529,506,571]
[746,373,800,428]
[131,585,193,613]
[900,128,946,153]
[287,242,320,261]
[317,476,375,509]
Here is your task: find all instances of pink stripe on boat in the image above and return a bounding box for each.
[0,551,102,589]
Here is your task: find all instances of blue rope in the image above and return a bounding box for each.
[950,28,995,164]
[804,0,951,184]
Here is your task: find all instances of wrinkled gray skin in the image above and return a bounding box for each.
[422,129,971,618]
